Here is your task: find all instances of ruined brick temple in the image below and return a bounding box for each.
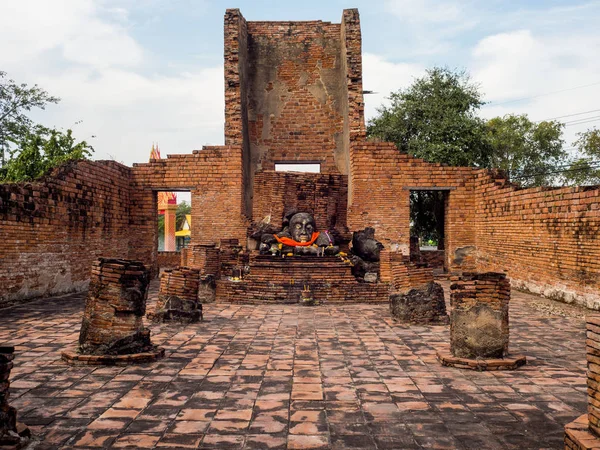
[1,9,599,309]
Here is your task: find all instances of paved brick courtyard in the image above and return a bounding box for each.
[0,283,588,449]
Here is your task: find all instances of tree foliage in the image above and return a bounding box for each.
[1,126,93,182]
[367,67,492,167]
[565,128,600,185]
[486,114,566,186]
[0,70,92,182]
[367,67,573,244]
[0,71,59,166]
[410,191,445,248]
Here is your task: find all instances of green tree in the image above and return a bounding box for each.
[565,128,600,185]
[0,71,59,167]
[1,126,93,182]
[486,114,566,186]
[367,67,492,167]
[0,70,93,182]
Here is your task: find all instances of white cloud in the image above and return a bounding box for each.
[0,0,223,165]
[471,29,600,145]
[362,53,425,121]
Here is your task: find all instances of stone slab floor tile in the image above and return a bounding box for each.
[0,280,589,449]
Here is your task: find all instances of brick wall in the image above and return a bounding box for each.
[157,251,180,269]
[252,171,348,232]
[244,19,344,176]
[225,9,365,211]
[224,9,252,215]
[474,173,600,308]
[348,141,478,272]
[341,9,365,146]
[388,253,434,293]
[129,146,249,274]
[0,161,131,306]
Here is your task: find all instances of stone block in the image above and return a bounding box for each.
[389,281,448,324]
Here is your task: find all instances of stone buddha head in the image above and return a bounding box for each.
[289,212,316,243]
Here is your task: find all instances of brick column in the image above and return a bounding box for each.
[152,267,212,323]
[78,259,152,355]
[437,272,525,370]
[588,317,600,435]
[188,244,221,277]
[450,272,510,358]
[0,346,29,447]
[564,316,600,449]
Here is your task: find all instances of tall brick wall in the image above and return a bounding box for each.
[348,142,478,271]
[474,173,600,308]
[244,19,344,175]
[224,9,252,216]
[252,171,348,232]
[0,161,131,306]
[129,146,249,274]
[341,9,365,146]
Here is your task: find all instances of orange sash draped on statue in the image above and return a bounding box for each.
[273,232,320,247]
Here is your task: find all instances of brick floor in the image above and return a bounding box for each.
[0,282,588,449]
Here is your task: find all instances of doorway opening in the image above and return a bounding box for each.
[409,189,448,272]
[156,190,192,260]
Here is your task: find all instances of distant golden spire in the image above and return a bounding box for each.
[149,142,161,161]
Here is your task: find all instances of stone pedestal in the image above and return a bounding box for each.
[437,272,525,371]
[151,267,212,323]
[389,281,448,324]
[0,347,30,449]
[62,258,164,365]
[564,316,600,449]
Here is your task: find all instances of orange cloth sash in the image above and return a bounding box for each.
[274,232,320,247]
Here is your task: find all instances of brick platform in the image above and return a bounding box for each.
[216,255,390,304]
[61,348,166,366]
[436,350,526,371]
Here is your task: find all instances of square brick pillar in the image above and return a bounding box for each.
[564,316,600,449]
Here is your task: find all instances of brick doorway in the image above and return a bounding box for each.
[409,189,448,273]
[155,190,192,271]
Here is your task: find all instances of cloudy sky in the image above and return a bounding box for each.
[2,0,599,166]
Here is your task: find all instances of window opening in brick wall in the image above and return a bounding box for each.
[409,189,448,273]
[275,162,321,173]
[156,190,191,255]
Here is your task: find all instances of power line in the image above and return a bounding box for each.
[564,115,600,125]
[535,109,600,123]
[484,81,600,107]
[564,118,600,128]
[510,162,600,180]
